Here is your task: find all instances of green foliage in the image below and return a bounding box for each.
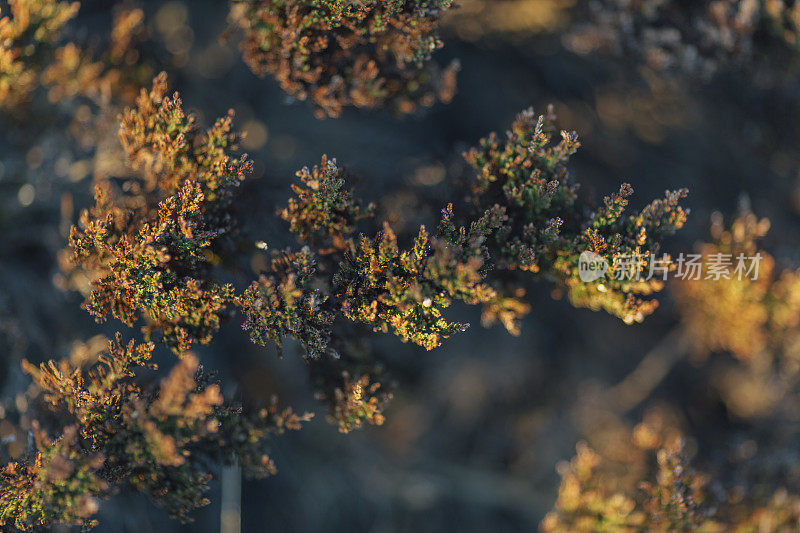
[0,334,311,528]
[542,411,800,532]
[69,73,251,353]
[230,0,459,117]
[280,155,374,253]
[465,107,689,324]
[0,426,107,531]
[237,248,334,357]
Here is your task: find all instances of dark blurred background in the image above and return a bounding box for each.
[2,0,800,531]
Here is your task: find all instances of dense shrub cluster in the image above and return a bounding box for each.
[237,106,687,361]
[69,73,250,353]
[566,0,800,79]
[230,0,459,117]
[0,334,310,529]
[0,0,79,109]
[4,68,686,528]
[543,408,800,531]
[0,0,149,112]
[672,212,800,419]
[19,2,800,530]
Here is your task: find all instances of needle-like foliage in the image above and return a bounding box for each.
[244,106,688,361]
[69,73,251,353]
[0,334,310,529]
[230,0,459,117]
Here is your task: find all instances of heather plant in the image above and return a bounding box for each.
[541,410,800,531]
[462,106,688,324]
[0,0,151,113]
[565,0,800,80]
[237,247,334,357]
[0,0,79,110]
[6,66,693,527]
[229,0,459,117]
[0,334,310,529]
[671,211,800,419]
[237,106,688,363]
[331,213,504,349]
[69,73,251,353]
[319,371,390,433]
[279,155,375,253]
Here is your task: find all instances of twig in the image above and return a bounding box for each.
[221,464,241,533]
[605,328,690,413]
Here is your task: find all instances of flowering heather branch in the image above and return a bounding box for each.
[318,372,391,433]
[0,334,310,529]
[66,75,687,361]
[464,106,689,324]
[237,247,334,357]
[306,338,393,432]
[333,213,505,349]
[65,78,688,444]
[230,0,459,118]
[69,73,251,353]
[279,155,375,253]
[240,107,688,363]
